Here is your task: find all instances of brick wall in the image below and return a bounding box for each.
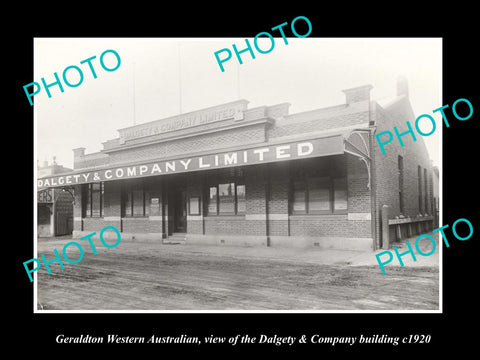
[290,215,370,237]
[269,101,369,140]
[346,154,371,213]
[122,218,159,235]
[108,124,266,166]
[267,179,289,236]
[204,217,249,235]
[83,217,121,233]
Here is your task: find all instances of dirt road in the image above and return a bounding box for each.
[35,237,439,311]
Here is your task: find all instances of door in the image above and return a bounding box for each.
[55,212,69,236]
[173,188,187,233]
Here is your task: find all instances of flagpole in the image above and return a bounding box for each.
[132,60,136,126]
[237,61,240,99]
[178,42,182,114]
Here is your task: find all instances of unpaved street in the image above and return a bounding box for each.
[35,237,439,311]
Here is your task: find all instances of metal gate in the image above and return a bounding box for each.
[55,212,71,236]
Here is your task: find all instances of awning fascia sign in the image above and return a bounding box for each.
[37,136,345,189]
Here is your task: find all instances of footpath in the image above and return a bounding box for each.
[36,232,440,270]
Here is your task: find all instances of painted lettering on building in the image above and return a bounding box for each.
[38,137,344,189]
[118,100,247,141]
[38,189,53,203]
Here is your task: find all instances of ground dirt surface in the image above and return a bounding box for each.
[35,236,439,311]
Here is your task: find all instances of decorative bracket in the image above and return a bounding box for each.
[60,186,76,205]
[344,129,372,189]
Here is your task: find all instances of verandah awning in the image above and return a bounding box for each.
[37,128,371,190]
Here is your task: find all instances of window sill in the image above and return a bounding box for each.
[204,215,246,220]
[289,213,348,218]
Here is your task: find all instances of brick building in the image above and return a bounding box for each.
[37,159,74,237]
[37,79,436,250]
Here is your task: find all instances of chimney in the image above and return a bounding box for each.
[72,148,86,170]
[342,84,373,105]
[73,147,86,159]
[397,76,409,97]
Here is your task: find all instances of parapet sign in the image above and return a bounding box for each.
[117,100,248,142]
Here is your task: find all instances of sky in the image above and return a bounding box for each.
[34,38,442,170]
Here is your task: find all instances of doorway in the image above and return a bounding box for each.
[173,187,187,233]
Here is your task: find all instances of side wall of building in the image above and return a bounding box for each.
[373,96,435,247]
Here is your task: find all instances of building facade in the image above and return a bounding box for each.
[37,80,436,250]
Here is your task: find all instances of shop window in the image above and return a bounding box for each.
[38,205,51,225]
[236,184,246,213]
[123,182,149,217]
[207,182,246,215]
[218,183,235,214]
[208,186,218,214]
[291,176,347,214]
[83,182,104,218]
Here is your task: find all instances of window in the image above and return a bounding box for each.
[291,176,347,214]
[218,183,235,214]
[333,178,348,211]
[418,166,423,213]
[398,156,404,214]
[189,197,201,215]
[123,183,149,217]
[207,182,246,215]
[308,177,331,212]
[424,168,428,214]
[236,184,246,213]
[83,182,104,217]
[208,186,218,214]
[292,180,307,212]
[38,205,51,225]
